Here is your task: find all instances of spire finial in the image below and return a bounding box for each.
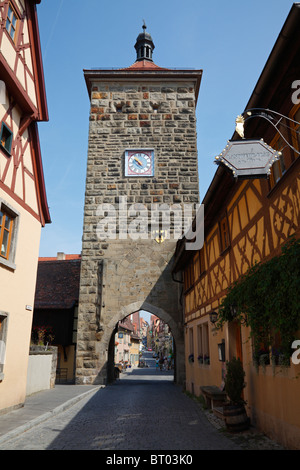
[134,22,155,62]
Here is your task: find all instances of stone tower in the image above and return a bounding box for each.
[76,25,202,385]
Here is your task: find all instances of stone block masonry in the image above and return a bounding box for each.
[76,76,200,385]
[86,82,199,208]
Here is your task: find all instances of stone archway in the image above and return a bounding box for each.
[107,302,185,384]
[76,239,185,386]
[104,301,185,385]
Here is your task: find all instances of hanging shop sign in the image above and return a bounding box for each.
[214,139,281,179]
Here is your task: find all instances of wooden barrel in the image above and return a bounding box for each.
[223,404,250,432]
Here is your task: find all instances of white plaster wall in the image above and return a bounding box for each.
[26,354,52,396]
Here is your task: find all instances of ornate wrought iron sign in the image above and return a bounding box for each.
[214,139,281,178]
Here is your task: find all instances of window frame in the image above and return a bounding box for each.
[199,247,206,275]
[0,210,13,260]
[0,122,13,156]
[197,322,210,365]
[268,105,300,190]
[5,2,19,44]
[0,312,9,381]
[218,213,230,253]
[184,263,194,292]
[189,327,194,356]
[268,133,287,189]
[0,199,19,271]
[290,104,300,156]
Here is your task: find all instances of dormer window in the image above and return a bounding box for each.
[6,4,19,43]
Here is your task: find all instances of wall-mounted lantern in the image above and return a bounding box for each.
[209,311,218,324]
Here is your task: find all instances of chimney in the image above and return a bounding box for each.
[57,252,65,260]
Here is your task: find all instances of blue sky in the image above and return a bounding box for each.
[36,0,294,257]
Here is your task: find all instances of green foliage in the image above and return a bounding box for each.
[31,325,55,346]
[225,357,246,405]
[217,237,300,362]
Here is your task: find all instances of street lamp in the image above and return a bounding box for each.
[209,311,218,324]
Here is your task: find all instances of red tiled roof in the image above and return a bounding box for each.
[39,254,81,261]
[121,60,169,71]
[119,316,135,332]
[34,258,81,309]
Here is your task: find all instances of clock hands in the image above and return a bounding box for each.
[133,157,143,167]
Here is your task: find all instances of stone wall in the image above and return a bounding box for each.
[86,82,199,209]
[77,78,200,385]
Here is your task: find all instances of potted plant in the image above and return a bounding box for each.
[188,354,194,363]
[204,354,210,365]
[223,357,250,432]
[198,354,203,364]
[258,347,270,368]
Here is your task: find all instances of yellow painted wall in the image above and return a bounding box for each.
[0,191,41,411]
[130,340,140,366]
[57,345,75,382]
[183,166,300,449]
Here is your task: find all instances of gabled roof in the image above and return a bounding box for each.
[34,257,81,310]
[119,316,135,333]
[27,1,50,225]
[28,0,48,122]
[1,1,48,121]
[0,1,50,224]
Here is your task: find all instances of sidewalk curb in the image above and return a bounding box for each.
[0,386,103,446]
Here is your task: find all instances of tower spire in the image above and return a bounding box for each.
[134,22,155,62]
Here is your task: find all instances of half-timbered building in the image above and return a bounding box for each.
[0,0,50,413]
[173,3,300,449]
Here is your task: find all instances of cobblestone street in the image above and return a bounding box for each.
[0,353,285,451]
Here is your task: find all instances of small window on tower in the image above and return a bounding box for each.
[6,3,19,43]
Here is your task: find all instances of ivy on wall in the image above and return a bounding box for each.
[217,237,300,364]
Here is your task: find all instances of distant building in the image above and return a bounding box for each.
[0,0,50,413]
[149,315,173,358]
[115,316,141,367]
[33,253,81,383]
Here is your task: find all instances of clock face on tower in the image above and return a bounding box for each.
[125,149,154,177]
